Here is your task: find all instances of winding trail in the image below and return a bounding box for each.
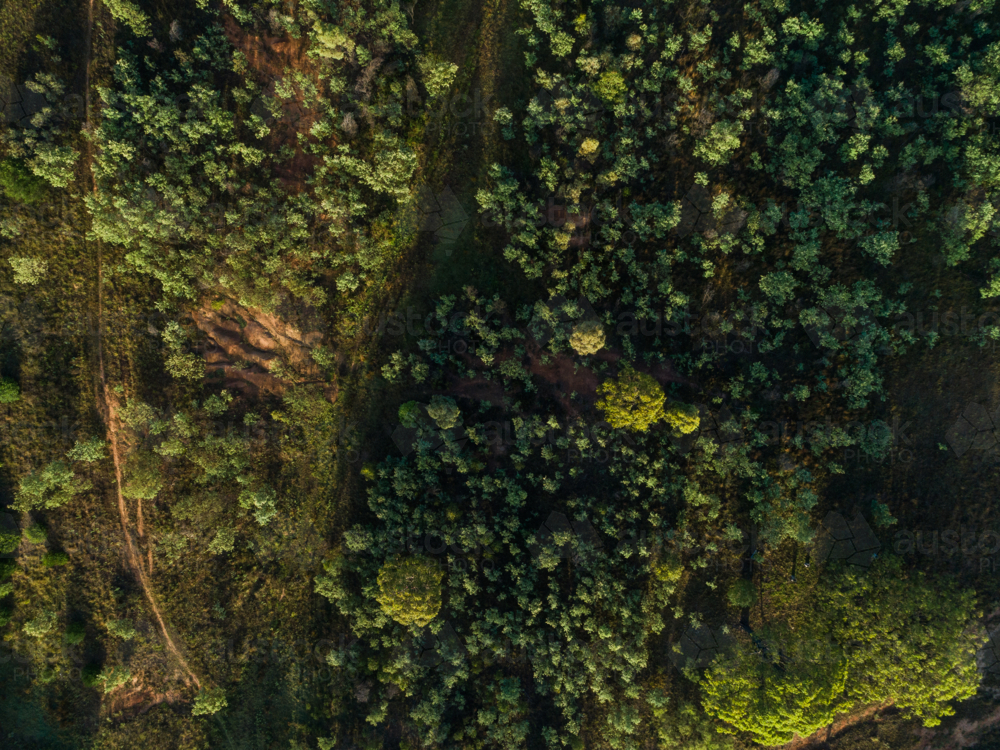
[83,0,200,691]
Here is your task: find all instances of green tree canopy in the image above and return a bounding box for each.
[569,320,606,355]
[596,369,665,431]
[375,556,444,628]
[426,395,461,430]
[665,401,700,434]
[192,687,228,716]
[701,627,849,745]
[703,557,984,741]
[14,461,91,512]
[818,556,983,727]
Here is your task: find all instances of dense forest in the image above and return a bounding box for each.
[1,0,1000,747]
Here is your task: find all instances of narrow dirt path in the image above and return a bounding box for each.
[83,0,200,691]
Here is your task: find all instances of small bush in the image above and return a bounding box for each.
[64,622,86,645]
[652,554,683,585]
[96,665,131,693]
[727,579,757,609]
[24,524,47,544]
[0,605,12,627]
[0,377,20,403]
[107,618,137,640]
[311,345,336,370]
[0,560,15,579]
[82,664,102,687]
[0,159,46,203]
[0,528,19,554]
[41,552,69,567]
[398,401,423,428]
[192,687,228,716]
[238,485,278,526]
[23,609,56,637]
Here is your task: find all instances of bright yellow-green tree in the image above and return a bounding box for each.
[376,556,444,628]
[703,557,984,743]
[569,319,606,355]
[818,556,983,727]
[665,401,700,434]
[700,628,849,745]
[596,369,665,431]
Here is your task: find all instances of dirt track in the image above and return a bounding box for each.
[84,0,201,692]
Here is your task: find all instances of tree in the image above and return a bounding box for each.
[122,459,163,500]
[578,138,600,161]
[376,556,444,628]
[594,71,626,103]
[818,556,983,727]
[398,401,423,428]
[426,395,461,429]
[23,610,57,638]
[418,54,459,98]
[27,142,79,188]
[700,627,849,745]
[67,437,107,462]
[759,271,797,305]
[102,0,151,36]
[192,687,228,716]
[208,526,236,554]
[8,256,46,285]
[648,693,733,750]
[14,461,91,512]
[665,402,700,434]
[694,121,744,166]
[596,369,665,431]
[477,677,530,748]
[161,322,204,380]
[95,665,132,693]
[239,485,278,526]
[570,320,606,355]
[107,619,136,640]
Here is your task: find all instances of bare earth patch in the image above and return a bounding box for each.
[193,297,336,403]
